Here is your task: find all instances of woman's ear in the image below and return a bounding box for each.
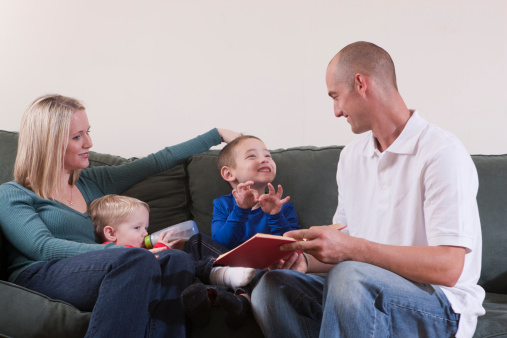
[220,166,237,183]
[103,226,117,243]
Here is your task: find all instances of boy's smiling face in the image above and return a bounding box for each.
[225,138,276,191]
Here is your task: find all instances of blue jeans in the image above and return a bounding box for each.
[251,261,460,338]
[15,247,194,338]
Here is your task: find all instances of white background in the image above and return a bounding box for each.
[1,1,506,157]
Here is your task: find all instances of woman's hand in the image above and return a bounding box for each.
[217,128,242,143]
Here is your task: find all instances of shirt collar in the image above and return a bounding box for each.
[363,110,427,157]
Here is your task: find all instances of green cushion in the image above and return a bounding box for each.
[473,292,507,337]
[0,130,18,185]
[0,281,90,338]
[122,164,190,233]
[186,146,343,235]
[472,154,507,293]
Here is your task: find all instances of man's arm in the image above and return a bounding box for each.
[282,226,466,287]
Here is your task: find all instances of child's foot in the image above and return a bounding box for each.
[181,283,211,328]
[218,291,252,329]
[209,266,255,289]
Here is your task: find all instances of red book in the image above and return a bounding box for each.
[214,233,299,269]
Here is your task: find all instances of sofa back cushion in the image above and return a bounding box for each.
[187,146,343,235]
[472,154,507,293]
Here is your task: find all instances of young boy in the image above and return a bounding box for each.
[212,135,301,249]
[89,195,257,327]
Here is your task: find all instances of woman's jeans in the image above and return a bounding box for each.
[251,261,460,338]
[15,247,194,338]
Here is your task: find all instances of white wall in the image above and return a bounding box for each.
[1,0,506,157]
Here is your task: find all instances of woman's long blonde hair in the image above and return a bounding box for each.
[14,94,86,199]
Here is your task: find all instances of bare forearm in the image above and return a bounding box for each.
[347,238,465,287]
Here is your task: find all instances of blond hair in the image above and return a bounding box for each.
[14,94,85,199]
[89,195,150,242]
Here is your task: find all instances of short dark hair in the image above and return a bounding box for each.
[217,135,262,170]
[333,41,398,91]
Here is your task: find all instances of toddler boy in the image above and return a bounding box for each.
[89,195,255,290]
[212,135,301,249]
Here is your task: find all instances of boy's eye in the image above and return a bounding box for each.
[247,154,256,159]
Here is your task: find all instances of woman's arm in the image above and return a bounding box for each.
[82,129,223,195]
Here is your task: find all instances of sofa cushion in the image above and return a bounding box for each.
[86,151,191,234]
[472,154,507,294]
[122,164,191,233]
[0,280,90,338]
[0,130,18,185]
[187,146,343,235]
[473,292,507,337]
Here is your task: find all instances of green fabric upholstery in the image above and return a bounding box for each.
[186,146,343,235]
[472,155,507,294]
[0,281,90,338]
[1,129,507,337]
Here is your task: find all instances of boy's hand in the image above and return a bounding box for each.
[157,230,182,249]
[259,183,290,215]
[233,181,260,209]
[268,252,307,273]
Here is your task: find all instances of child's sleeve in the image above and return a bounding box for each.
[211,197,251,250]
[265,202,300,236]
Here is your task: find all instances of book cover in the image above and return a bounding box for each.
[214,233,299,269]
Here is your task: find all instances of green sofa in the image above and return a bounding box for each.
[0,129,506,337]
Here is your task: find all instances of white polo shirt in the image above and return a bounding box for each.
[332,111,485,337]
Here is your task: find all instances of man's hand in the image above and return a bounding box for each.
[259,183,290,215]
[232,181,260,209]
[281,225,466,287]
[281,225,351,265]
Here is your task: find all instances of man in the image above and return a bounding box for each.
[251,42,485,337]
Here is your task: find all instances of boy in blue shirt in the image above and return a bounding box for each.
[212,135,301,250]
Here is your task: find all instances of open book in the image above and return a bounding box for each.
[214,233,299,269]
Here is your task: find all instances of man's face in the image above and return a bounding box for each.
[326,59,370,134]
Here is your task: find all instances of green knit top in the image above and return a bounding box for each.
[0,129,221,282]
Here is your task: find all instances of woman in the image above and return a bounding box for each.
[0,94,240,337]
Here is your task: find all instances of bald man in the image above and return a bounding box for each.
[251,42,485,338]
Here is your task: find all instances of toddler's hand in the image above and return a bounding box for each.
[259,183,290,215]
[158,230,182,249]
[232,181,259,209]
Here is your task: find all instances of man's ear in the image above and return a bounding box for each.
[220,166,236,183]
[355,73,368,97]
[103,226,117,243]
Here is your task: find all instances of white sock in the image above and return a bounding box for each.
[210,266,255,289]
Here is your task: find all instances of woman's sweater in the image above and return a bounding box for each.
[0,129,221,282]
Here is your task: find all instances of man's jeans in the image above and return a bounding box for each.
[251,261,459,337]
[15,247,194,337]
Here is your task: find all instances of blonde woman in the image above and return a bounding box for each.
[0,94,240,337]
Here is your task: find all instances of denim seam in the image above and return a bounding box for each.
[294,292,318,338]
[389,302,459,324]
